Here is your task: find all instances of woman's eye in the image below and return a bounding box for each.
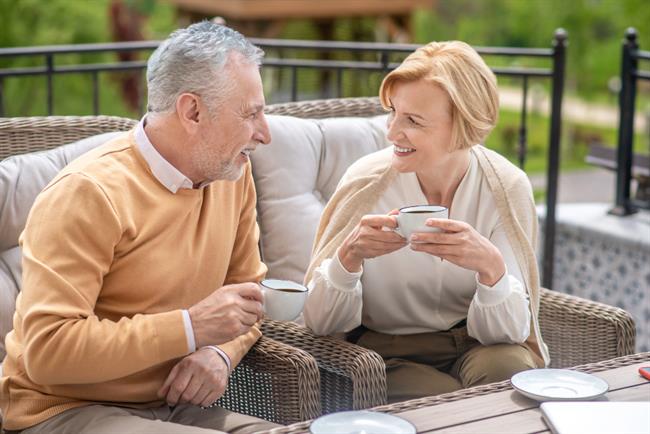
[408,117,420,126]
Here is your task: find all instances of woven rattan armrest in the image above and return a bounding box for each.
[217,335,321,425]
[539,288,636,368]
[260,320,387,413]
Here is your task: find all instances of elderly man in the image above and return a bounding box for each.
[0,22,279,433]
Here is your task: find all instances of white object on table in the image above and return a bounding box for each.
[511,368,609,401]
[310,410,416,434]
[541,401,650,434]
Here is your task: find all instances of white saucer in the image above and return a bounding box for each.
[310,410,416,434]
[511,369,609,401]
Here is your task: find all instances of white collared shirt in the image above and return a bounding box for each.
[135,117,195,193]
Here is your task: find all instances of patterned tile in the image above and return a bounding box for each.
[542,220,650,353]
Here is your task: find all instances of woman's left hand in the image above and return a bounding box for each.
[409,218,506,286]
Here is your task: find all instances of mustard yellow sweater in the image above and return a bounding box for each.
[0,131,266,430]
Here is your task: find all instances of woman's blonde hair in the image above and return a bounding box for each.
[379,41,498,150]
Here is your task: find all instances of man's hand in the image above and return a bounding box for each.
[189,282,264,348]
[157,347,229,407]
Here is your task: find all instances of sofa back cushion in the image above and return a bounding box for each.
[251,115,389,282]
[0,132,123,360]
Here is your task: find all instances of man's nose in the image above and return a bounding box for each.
[255,113,271,145]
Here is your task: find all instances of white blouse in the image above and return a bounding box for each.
[303,152,531,345]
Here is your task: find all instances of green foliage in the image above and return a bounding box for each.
[488,108,647,176]
[413,0,650,101]
[1,0,648,165]
[0,0,175,117]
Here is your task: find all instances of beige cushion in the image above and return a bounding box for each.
[251,115,389,282]
[0,247,21,362]
[0,132,123,250]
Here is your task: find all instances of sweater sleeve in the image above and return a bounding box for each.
[19,174,189,386]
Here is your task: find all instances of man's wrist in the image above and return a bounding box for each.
[203,346,232,373]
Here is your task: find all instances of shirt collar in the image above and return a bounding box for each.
[134,116,195,193]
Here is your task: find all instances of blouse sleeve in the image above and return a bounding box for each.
[303,249,364,336]
[466,221,531,345]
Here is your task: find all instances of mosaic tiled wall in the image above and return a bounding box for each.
[541,219,650,353]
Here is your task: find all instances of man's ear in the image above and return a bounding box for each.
[176,93,201,133]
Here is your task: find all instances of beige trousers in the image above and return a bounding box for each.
[355,324,539,403]
[12,404,280,434]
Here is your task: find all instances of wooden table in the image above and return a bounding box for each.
[264,352,650,434]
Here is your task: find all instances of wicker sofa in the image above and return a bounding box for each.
[0,97,636,428]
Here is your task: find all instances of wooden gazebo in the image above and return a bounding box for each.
[169,0,435,41]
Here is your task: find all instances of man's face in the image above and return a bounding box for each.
[192,54,270,183]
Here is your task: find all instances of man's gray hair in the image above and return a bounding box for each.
[146,21,264,113]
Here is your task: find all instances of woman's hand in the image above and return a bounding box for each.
[409,218,506,286]
[338,211,407,272]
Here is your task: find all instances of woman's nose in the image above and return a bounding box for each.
[386,116,401,142]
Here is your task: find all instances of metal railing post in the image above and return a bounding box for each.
[92,71,99,115]
[0,77,4,117]
[542,28,567,290]
[518,75,529,169]
[46,54,54,115]
[610,28,639,216]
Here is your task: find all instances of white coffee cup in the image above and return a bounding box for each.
[260,279,308,321]
[395,205,449,240]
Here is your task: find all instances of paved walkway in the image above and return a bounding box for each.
[499,87,648,131]
[529,168,616,204]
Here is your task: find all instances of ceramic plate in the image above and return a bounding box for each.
[310,410,416,434]
[511,369,609,401]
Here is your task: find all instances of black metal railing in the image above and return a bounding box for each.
[0,31,567,289]
[610,28,650,216]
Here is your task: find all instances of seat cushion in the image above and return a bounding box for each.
[0,131,122,360]
[251,115,389,283]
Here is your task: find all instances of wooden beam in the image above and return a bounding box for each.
[168,0,435,20]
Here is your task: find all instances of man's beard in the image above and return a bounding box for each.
[192,143,245,183]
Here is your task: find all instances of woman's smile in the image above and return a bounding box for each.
[394,145,416,156]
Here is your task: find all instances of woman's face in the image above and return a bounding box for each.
[386,79,455,174]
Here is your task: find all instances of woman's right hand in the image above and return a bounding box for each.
[338,212,407,272]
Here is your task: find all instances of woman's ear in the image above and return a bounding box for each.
[176,93,200,132]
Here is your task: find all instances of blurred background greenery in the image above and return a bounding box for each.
[1,0,648,176]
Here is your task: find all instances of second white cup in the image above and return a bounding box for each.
[395,205,448,240]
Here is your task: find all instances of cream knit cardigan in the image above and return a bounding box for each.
[305,145,549,366]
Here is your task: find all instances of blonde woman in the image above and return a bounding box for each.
[303,41,549,403]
